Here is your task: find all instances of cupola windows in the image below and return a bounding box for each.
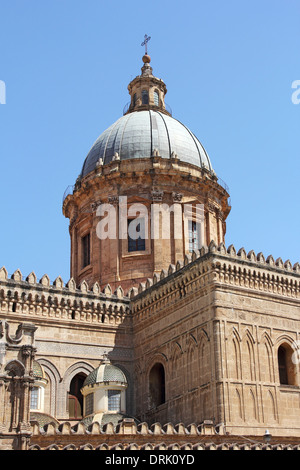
[108,389,121,411]
[142,90,149,105]
[128,218,146,252]
[154,90,159,106]
[30,387,40,410]
[188,220,200,252]
[81,233,91,269]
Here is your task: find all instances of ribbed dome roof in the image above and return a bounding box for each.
[81,110,213,177]
[32,361,45,379]
[83,363,127,388]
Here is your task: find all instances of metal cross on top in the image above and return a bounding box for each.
[141,34,151,55]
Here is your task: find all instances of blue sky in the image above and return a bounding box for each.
[0,0,299,283]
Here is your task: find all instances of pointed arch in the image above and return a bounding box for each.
[246,388,257,421]
[228,330,241,380]
[242,330,255,381]
[260,332,274,383]
[265,389,277,422]
[186,333,198,390]
[198,330,210,385]
[233,388,243,421]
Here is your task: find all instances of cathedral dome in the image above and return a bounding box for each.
[81,110,213,177]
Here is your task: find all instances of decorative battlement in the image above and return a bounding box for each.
[130,241,300,312]
[1,240,299,317]
[0,267,130,325]
[29,418,300,450]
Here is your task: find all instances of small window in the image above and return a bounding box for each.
[128,218,146,252]
[154,90,159,106]
[278,346,288,384]
[188,220,200,252]
[149,363,165,408]
[142,90,149,105]
[30,387,39,410]
[108,389,121,411]
[82,233,90,268]
[85,393,94,416]
[278,344,297,385]
[68,373,85,419]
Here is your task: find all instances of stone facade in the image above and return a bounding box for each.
[131,241,300,436]
[1,54,300,450]
[1,240,300,449]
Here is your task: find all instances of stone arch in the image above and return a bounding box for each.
[275,335,298,386]
[149,362,166,409]
[5,359,25,377]
[37,359,61,418]
[146,353,168,409]
[60,361,94,420]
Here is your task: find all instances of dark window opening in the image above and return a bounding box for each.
[68,373,86,419]
[82,233,90,268]
[278,344,297,386]
[149,363,165,408]
[142,90,149,105]
[278,345,289,385]
[128,218,146,252]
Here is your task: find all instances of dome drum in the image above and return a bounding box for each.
[80,361,128,426]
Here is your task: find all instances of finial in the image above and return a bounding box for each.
[101,350,110,364]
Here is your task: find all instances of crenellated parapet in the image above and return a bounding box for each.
[131,241,300,314]
[29,417,300,450]
[0,267,130,326]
